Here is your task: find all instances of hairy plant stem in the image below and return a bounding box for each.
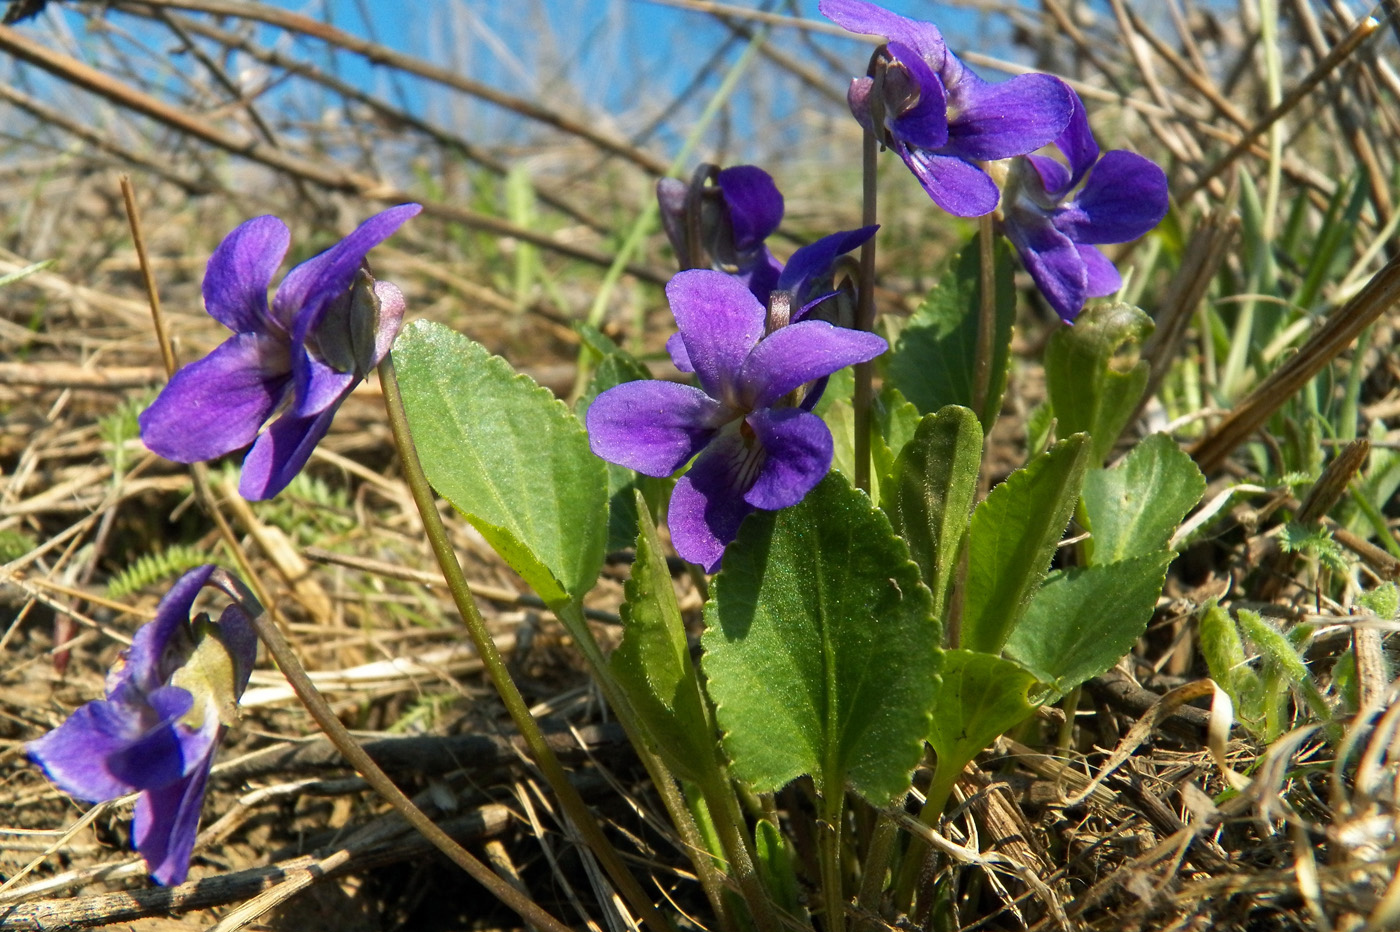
[853,809,899,929]
[852,116,880,495]
[378,352,676,932]
[229,576,576,932]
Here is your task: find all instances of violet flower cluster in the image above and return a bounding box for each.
[821,0,1074,219]
[1000,91,1169,322]
[28,566,258,886]
[139,204,421,500]
[822,0,1168,321]
[587,270,887,571]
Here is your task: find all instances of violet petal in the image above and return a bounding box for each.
[139,334,293,464]
[717,166,784,252]
[1057,150,1169,244]
[132,725,218,887]
[885,43,949,149]
[202,215,290,335]
[238,399,345,501]
[667,432,760,572]
[1008,219,1087,322]
[741,321,888,408]
[369,280,407,366]
[945,70,1073,162]
[667,270,766,400]
[901,146,1002,217]
[775,226,879,302]
[666,332,694,373]
[1025,154,1072,200]
[1054,90,1099,190]
[743,408,834,510]
[587,380,729,477]
[278,204,422,350]
[820,0,946,63]
[289,352,357,419]
[26,700,149,802]
[120,565,217,694]
[1079,245,1123,298]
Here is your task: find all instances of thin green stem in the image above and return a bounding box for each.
[379,353,676,932]
[971,215,996,423]
[696,767,783,932]
[818,790,848,932]
[891,760,960,915]
[852,120,879,494]
[232,582,575,932]
[854,811,898,928]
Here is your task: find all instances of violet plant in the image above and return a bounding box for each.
[35,1,1210,927]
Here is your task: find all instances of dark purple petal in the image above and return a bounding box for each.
[667,431,760,572]
[737,249,784,306]
[27,700,148,802]
[717,166,784,252]
[667,270,766,400]
[238,399,345,500]
[741,321,888,408]
[1079,245,1122,298]
[1053,89,1099,190]
[743,408,833,510]
[885,43,949,149]
[1024,154,1071,200]
[289,352,357,419]
[587,380,729,477]
[847,77,878,135]
[1057,150,1169,244]
[121,566,217,694]
[945,70,1073,162]
[666,332,694,373]
[820,0,946,63]
[202,215,289,335]
[902,146,1002,217]
[656,177,690,259]
[139,334,293,464]
[105,688,195,791]
[1008,218,1087,322]
[132,725,218,886]
[277,204,421,351]
[775,226,878,303]
[369,280,406,367]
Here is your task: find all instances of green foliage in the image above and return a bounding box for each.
[257,472,358,545]
[1199,599,1266,728]
[870,385,922,486]
[107,545,211,600]
[702,473,941,802]
[962,434,1091,655]
[1277,522,1349,575]
[1357,583,1399,619]
[1080,433,1205,565]
[99,396,148,477]
[1044,303,1154,464]
[880,405,982,621]
[886,234,1015,432]
[1003,553,1173,696]
[0,258,55,288]
[612,493,715,782]
[926,650,1040,786]
[394,320,607,611]
[755,819,802,917]
[0,528,37,562]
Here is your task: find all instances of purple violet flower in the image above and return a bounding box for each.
[657,164,785,302]
[28,566,259,886]
[821,0,1074,217]
[139,204,421,500]
[1001,90,1169,322]
[587,270,887,571]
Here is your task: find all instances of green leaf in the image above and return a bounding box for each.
[822,396,865,497]
[1080,433,1205,565]
[926,650,1040,780]
[612,492,716,782]
[579,352,657,553]
[1198,599,1264,726]
[755,819,803,916]
[872,385,923,483]
[880,406,982,620]
[1044,303,1154,464]
[395,320,607,608]
[962,434,1091,655]
[702,473,940,802]
[1003,552,1173,695]
[887,234,1014,431]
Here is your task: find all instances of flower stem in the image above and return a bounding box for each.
[971,215,996,424]
[818,788,848,932]
[890,759,960,915]
[378,352,676,932]
[852,118,880,495]
[229,576,576,932]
